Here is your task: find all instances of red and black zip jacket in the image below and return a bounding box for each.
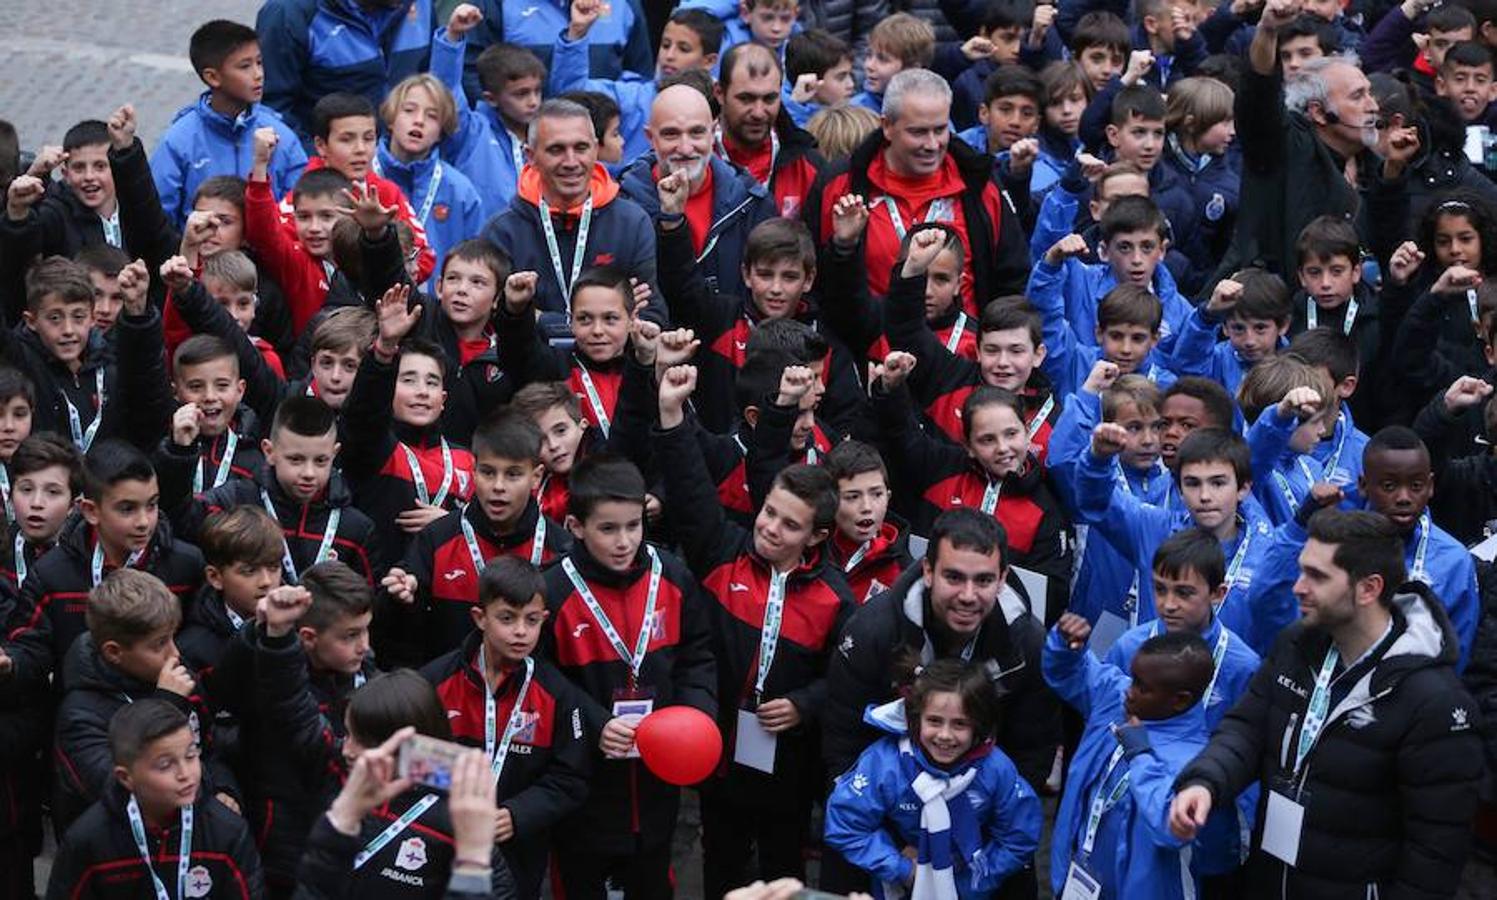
[340,350,477,565]
[347,788,456,899]
[541,542,717,855]
[169,465,381,587]
[397,500,572,665]
[47,785,262,900]
[0,629,45,848]
[827,519,916,605]
[52,636,227,839]
[688,412,833,526]
[655,417,857,808]
[3,514,203,690]
[874,382,1075,624]
[0,521,52,594]
[151,407,267,501]
[422,633,592,897]
[883,268,1061,463]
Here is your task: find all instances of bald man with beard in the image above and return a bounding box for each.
[620,83,773,302]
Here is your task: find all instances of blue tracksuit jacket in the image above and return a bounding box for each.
[1161,305,1289,398]
[1310,403,1369,492]
[1043,628,1206,900]
[371,141,484,290]
[495,0,653,82]
[547,31,657,162]
[257,0,433,143]
[1245,405,1324,527]
[429,27,523,221]
[150,93,309,227]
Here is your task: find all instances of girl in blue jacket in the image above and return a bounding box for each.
[824,659,1042,899]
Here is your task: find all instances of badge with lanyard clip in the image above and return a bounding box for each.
[564,547,664,752]
[1262,646,1340,867]
[735,567,789,773]
[1061,743,1130,900]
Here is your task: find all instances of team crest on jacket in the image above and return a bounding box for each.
[486,364,501,383]
[433,204,449,222]
[185,866,213,898]
[396,836,428,871]
[1205,192,1226,222]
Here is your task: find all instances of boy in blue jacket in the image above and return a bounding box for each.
[1044,614,1213,900]
[824,659,1042,898]
[151,20,307,228]
[1165,269,1291,398]
[1286,327,1372,491]
[1031,267,1175,399]
[1075,424,1274,655]
[1239,355,1333,526]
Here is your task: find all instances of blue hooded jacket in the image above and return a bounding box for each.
[430,28,523,221]
[1310,404,1369,491]
[1161,304,1289,397]
[495,0,653,82]
[257,0,433,144]
[619,153,769,299]
[1042,627,1206,900]
[547,31,657,162]
[371,141,485,291]
[1245,405,1324,528]
[823,702,1042,898]
[150,93,309,227]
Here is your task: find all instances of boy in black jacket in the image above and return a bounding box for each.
[1,433,83,594]
[52,570,224,838]
[541,454,716,900]
[155,334,269,494]
[47,699,263,900]
[656,363,857,899]
[4,439,204,692]
[422,557,592,898]
[0,366,39,528]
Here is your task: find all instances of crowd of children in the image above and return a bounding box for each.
[9,0,1497,895]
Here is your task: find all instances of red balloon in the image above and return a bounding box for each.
[634,706,722,785]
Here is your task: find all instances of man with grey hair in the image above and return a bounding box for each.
[481,97,665,335]
[1212,0,1421,283]
[619,82,772,300]
[811,67,1030,303]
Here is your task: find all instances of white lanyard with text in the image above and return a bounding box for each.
[980,478,1002,515]
[1271,458,1315,514]
[754,568,789,704]
[1079,746,1129,856]
[1412,512,1431,582]
[1306,297,1357,336]
[479,647,534,783]
[0,465,12,522]
[402,439,454,507]
[1292,647,1340,777]
[64,368,106,451]
[1027,394,1055,440]
[461,510,545,572]
[127,796,192,900]
[14,533,27,585]
[509,134,525,182]
[373,156,444,227]
[1322,411,1349,479]
[193,431,239,493]
[101,211,123,248]
[944,312,968,353]
[1225,524,1256,592]
[878,196,954,241]
[1470,288,1481,324]
[539,195,593,302]
[261,489,339,584]
[352,794,440,869]
[92,541,143,588]
[573,356,612,437]
[562,546,662,687]
[843,541,870,572]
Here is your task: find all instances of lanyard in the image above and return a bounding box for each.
[1027,394,1055,440]
[401,439,454,507]
[225,604,245,630]
[1306,297,1358,336]
[715,126,779,187]
[1155,620,1232,705]
[1292,647,1340,777]
[352,794,440,869]
[1224,521,1259,595]
[261,489,339,585]
[754,569,789,703]
[980,478,1001,515]
[508,132,526,182]
[193,431,239,493]
[1271,458,1315,515]
[92,541,143,588]
[1470,288,1481,324]
[562,546,662,687]
[1411,512,1431,582]
[539,195,593,301]
[101,211,123,248]
[877,196,954,241]
[1322,411,1350,479]
[573,357,612,437]
[126,796,192,900]
[371,156,444,227]
[944,312,968,354]
[843,540,871,573]
[479,647,534,783]
[64,369,106,451]
[0,465,12,522]
[14,533,27,585]
[1080,746,1130,856]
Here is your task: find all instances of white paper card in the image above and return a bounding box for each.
[611,699,653,759]
[908,534,929,560]
[1089,611,1129,658]
[734,708,777,773]
[1261,791,1305,866]
[1059,861,1102,900]
[1010,564,1048,622]
[1472,532,1497,564]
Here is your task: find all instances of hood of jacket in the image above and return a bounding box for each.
[177,91,262,137]
[515,162,620,215]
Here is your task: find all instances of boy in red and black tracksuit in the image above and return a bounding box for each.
[541,457,716,900]
[655,362,856,899]
[823,440,916,605]
[422,560,592,899]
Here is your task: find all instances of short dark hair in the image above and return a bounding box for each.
[744,218,817,273]
[76,244,131,280]
[193,175,246,211]
[312,92,376,141]
[826,439,888,487]
[736,348,798,412]
[983,65,1045,107]
[559,90,622,143]
[10,433,82,496]
[472,410,542,464]
[744,317,827,362]
[476,43,546,97]
[927,507,1008,569]
[1162,377,1235,431]
[720,41,782,88]
[1110,84,1167,127]
[300,561,373,632]
[63,120,110,153]
[901,223,965,272]
[1364,425,1430,466]
[786,29,851,82]
[567,265,632,314]
[83,439,156,502]
[982,0,1036,31]
[567,455,646,522]
[25,256,94,311]
[1175,427,1252,487]
[1428,3,1478,33]
[1287,327,1359,384]
[292,167,353,205]
[200,505,284,570]
[1442,39,1494,73]
[478,556,547,610]
[1097,283,1163,332]
[0,366,36,410]
[905,659,1002,742]
[189,19,259,75]
[347,669,452,745]
[669,8,727,54]
[979,296,1043,346]
[1101,194,1168,243]
[512,381,583,424]
[1295,215,1359,267]
[1227,268,1292,324]
[1071,11,1130,56]
[768,464,838,532]
[397,335,450,380]
[109,699,191,767]
[442,238,510,285]
[271,395,338,442]
[1306,508,1408,605]
[174,334,239,374]
[659,70,719,118]
[1153,528,1226,590]
[1136,631,1215,702]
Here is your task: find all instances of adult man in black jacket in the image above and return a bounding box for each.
[1170,508,1483,899]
